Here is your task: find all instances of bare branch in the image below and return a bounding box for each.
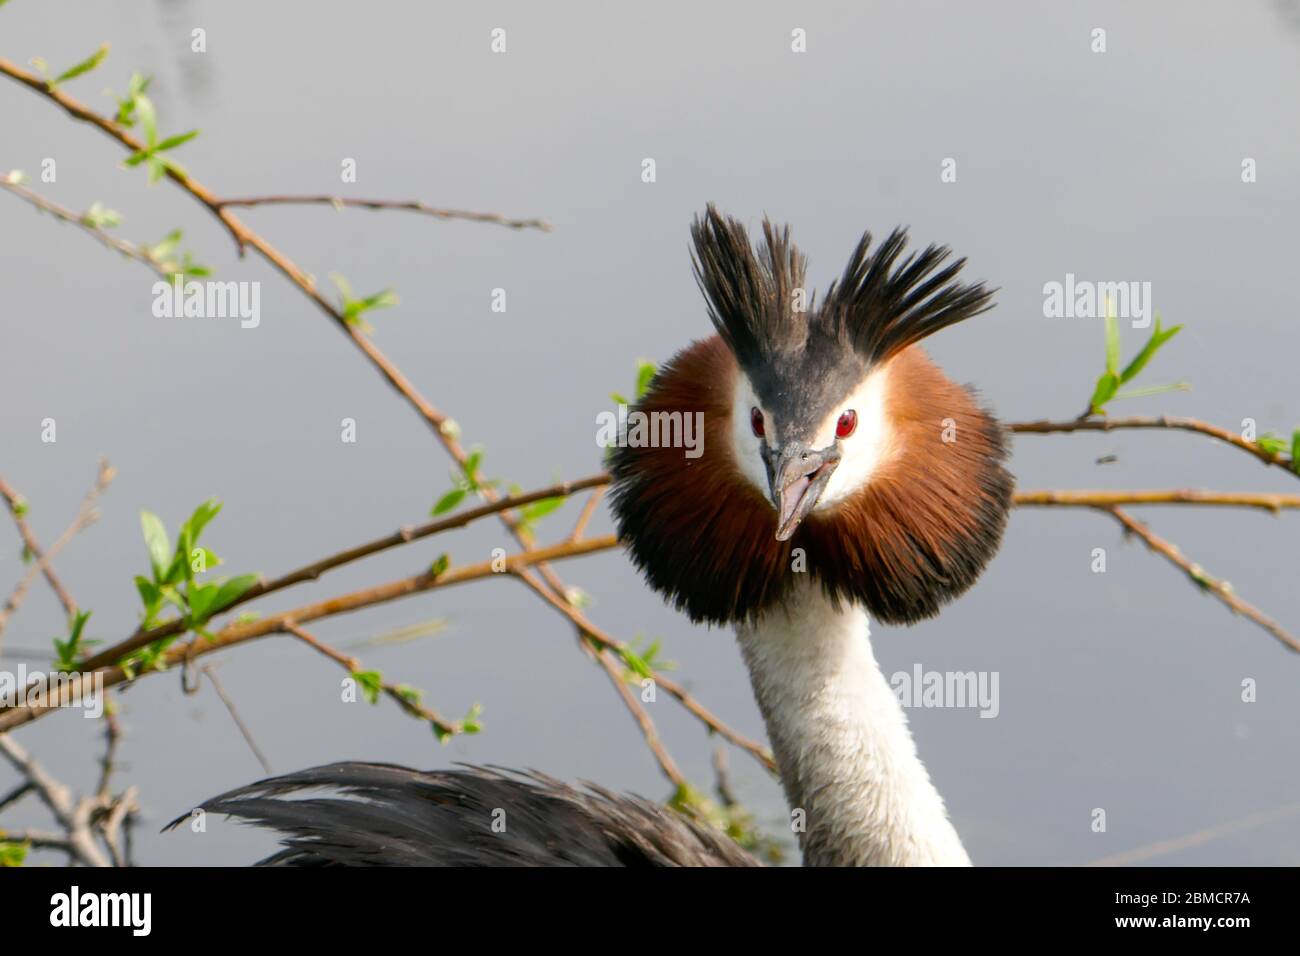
[217,194,552,232]
[0,460,115,645]
[78,474,608,672]
[281,622,459,738]
[0,535,618,733]
[1015,489,1300,512]
[513,570,777,773]
[197,665,274,775]
[1101,506,1299,653]
[568,486,606,542]
[1010,416,1295,476]
[0,175,172,276]
[0,474,78,616]
[0,733,108,866]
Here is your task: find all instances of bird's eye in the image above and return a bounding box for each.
[750,406,765,438]
[836,409,858,439]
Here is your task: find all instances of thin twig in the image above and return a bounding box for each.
[0,175,172,276]
[0,460,115,645]
[218,194,552,231]
[588,630,686,787]
[0,734,107,866]
[79,474,606,672]
[1087,799,1300,866]
[0,474,78,615]
[98,785,137,868]
[281,622,459,737]
[1016,489,1300,512]
[0,536,615,733]
[0,782,33,813]
[94,690,121,799]
[568,487,606,542]
[198,664,273,775]
[1102,506,1299,652]
[1010,416,1295,476]
[513,571,777,772]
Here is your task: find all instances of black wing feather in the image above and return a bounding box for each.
[167,762,761,867]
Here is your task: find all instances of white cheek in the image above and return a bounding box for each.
[730,376,770,495]
[816,370,892,509]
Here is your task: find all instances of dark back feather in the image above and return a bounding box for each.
[168,762,761,867]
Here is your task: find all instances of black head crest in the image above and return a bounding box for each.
[690,204,995,374]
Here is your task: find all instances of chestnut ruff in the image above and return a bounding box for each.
[609,337,1012,626]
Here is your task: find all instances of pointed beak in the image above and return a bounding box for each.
[764,444,840,541]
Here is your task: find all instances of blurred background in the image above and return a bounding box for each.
[2,0,1299,865]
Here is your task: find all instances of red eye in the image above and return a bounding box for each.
[750,407,765,438]
[836,409,858,439]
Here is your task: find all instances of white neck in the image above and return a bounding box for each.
[736,579,971,866]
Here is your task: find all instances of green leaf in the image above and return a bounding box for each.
[610,391,629,406]
[147,229,183,261]
[1103,310,1120,377]
[183,498,222,546]
[352,669,383,705]
[429,553,451,577]
[134,575,159,611]
[188,573,257,626]
[635,360,657,399]
[461,702,484,735]
[431,488,467,516]
[1088,373,1119,415]
[160,551,187,587]
[153,129,198,153]
[53,610,92,669]
[619,646,652,680]
[181,254,211,278]
[333,273,397,328]
[0,840,28,867]
[210,574,259,616]
[81,202,121,229]
[521,496,565,522]
[461,449,483,489]
[1291,429,1300,476]
[134,94,158,144]
[394,684,423,706]
[158,584,186,613]
[189,547,221,574]
[1256,432,1287,456]
[113,75,150,126]
[53,43,109,85]
[1119,319,1182,385]
[1113,382,1191,401]
[140,510,171,580]
[186,582,219,623]
[357,289,398,312]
